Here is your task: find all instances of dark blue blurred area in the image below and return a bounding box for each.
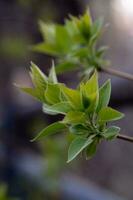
[0,0,133,199]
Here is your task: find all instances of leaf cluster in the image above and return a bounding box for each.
[33,10,108,75]
[18,62,124,162]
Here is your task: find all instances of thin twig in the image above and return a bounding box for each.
[100,66,133,81]
[117,134,133,143]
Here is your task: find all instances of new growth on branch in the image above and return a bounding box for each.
[17,10,133,162]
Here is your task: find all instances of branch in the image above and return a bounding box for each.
[100,67,133,81]
[117,134,133,143]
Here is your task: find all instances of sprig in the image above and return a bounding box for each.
[17,62,124,162]
[32,9,133,82]
[32,10,108,75]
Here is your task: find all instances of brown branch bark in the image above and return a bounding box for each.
[100,67,133,81]
[117,134,133,143]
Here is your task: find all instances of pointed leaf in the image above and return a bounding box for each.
[98,107,124,123]
[83,70,99,96]
[67,135,94,163]
[63,111,86,125]
[69,124,90,135]
[43,101,73,115]
[103,126,120,140]
[32,43,61,56]
[48,63,58,83]
[85,138,99,159]
[56,61,78,74]
[96,79,111,113]
[39,21,56,42]
[31,122,66,141]
[60,85,83,110]
[80,71,99,113]
[30,62,47,88]
[45,83,61,104]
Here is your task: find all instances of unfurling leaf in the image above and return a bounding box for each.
[85,138,99,159]
[43,101,73,115]
[96,79,111,112]
[103,126,120,140]
[67,135,95,163]
[31,122,66,141]
[63,111,87,125]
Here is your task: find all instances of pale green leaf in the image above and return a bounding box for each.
[48,63,58,83]
[67,135,94,163]
[30,62,47,88]
[45,83,61,104]
[32,43,61,56]
[69,124,90,135]
[56,61,78,74]
[31,122,66,141]
[39,21,56,42]
[98,107,124,123]
[63,111,86,125]
[83,70,98,96]
[96,79,111,113]
[60,85,83,110]
[43,101,73,115]
[85,138,99,159]
[103,126,120,140]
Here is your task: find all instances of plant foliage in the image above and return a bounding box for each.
[33,10,108,75]
[18,62,124,162]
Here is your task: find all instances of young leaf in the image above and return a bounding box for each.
[67,135,95,163]
[98,107,124,123]
[85,138,99,159]
[32,42,61,56]
[48,62,58,83]
[96,79,111,113]
[60,85,83,110]
[39,21,56,43]
[30,62,47,87]
[89,18,103,47]
[56,61,78,74]
[17,86,45,102]
[31,122,66,141]
[103,126,120,140]
[69,124,90,135]
[63,111,86,125]
[83,70,98,96]
[43,101,73,115]
[45,83,61,104]
[80,71,99,112]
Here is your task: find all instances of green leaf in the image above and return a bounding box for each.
[43,101,73,115]
[32,42,61,56]
[45,83,61,104]
[98,107,124,123]
[16,62,48,102]
[60,85,83,110]
[80,71,99,112]
[96,79,111,113]
[63,111,86,125]
[30,62,47,88]
[69,124,90,135]
[18,86,39,100]
[67,135,94,163]
[55,25,72,54]
[39,21,56,43]
[103,126,120,140]
[89,18,103,47]
[48,62,58,83]
[85,138,99,159]
[83,70,99,96]
[56,61,78,74]
[31,122,66,141]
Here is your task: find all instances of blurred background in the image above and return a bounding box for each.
[0,0,133,199]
